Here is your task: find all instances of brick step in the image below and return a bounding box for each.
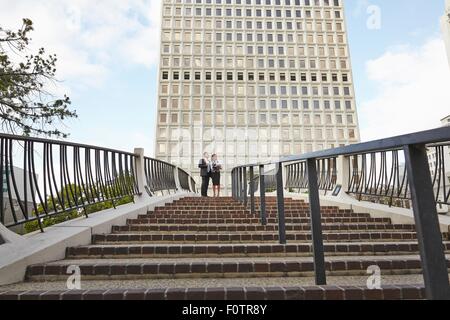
[129,217,393,225]
[160,204,317,208]
[155,206,348,211]
[169,199,313,203]
[66,242,450,259]
[25,256,450,281]
[113,223,416,233]
[0,284,427,300]
[150,210,355,215]
[140,213,372,219]
[173,198,303,202]
[92,231,419,244]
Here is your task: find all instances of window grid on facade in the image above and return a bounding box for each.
[156,0,361,195]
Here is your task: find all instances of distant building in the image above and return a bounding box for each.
[442,0,450,67]
[427,115,450,213]
[155,0,361,195]
[2,166,35,232]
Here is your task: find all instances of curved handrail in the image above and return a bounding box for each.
[0,134,196,232]
[230,126,450,299]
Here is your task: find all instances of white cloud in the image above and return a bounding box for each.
[359,37,450,142]
[0,0,162,89]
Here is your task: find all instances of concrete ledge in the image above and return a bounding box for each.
[284,191,450,233]
[0,192,196,286]
[0,223,25,245]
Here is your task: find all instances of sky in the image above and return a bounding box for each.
[0,0,449,157]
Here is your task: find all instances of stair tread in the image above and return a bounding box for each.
[0,276,429,292]
[30,254,450,265]
[74,241,432,248]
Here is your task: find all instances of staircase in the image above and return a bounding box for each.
[1,196,450,300]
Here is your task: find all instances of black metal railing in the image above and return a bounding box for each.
[143,157,177,195]
[285,146,449,209]
[178,168,192,192]
[285,157,337,194]
[0,134,139,232]
[0,133,197,233]
[247,169,277,194]
[232,127,450,300]
[190,177,197,194]
[347,150,410,207]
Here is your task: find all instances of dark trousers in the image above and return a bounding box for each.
[201,175,210,197]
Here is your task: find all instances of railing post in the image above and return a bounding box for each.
[403,144,450,300]
[174,167,181,192]
[233,169,237,200]
[231,169,235,199]
[306,158,327,285]
[259,165,267,225]
[238,167,243,203]
[249,166,256,215]
[238,168,241,202]
[134,148,146,197]
[336,155,350,191]
[235,168,239,201]
[188,176,194,193]
[276,162,286,245]
[243,167,248,207]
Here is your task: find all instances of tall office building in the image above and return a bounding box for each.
[155,0,360,195]
[442,0,450,67]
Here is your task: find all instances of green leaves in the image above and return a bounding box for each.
[0,19,77,138]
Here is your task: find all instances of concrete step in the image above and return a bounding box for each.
[140,213,373,219]
[6,196,444,301]
[24,255,450,281]
[113,223,416,233]
[0,284,428,300]
[129,217,393,225]
[65,242,450,259]
[153,207,352,212]
[92,231,420,244]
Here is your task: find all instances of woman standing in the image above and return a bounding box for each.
[210,154,223,197]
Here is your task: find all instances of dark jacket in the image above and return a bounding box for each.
[198,159,211,177]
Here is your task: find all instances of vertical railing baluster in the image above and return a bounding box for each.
[276,162,286,245]
[238,167,242,203]
[23,141,28,218]
[249,166,255,215]
[243,167,248,207]
[306,158,327,285]
[403,144,450,300]
[231,169,235,200]
[49,144,64,211]
[259,165,267,226]
[26,141,43,232]
[8,139,26,218]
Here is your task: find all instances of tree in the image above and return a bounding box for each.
[0,18,77,138]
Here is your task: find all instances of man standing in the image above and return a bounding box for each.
[198,152,211,197]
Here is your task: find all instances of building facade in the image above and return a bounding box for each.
[442,0,450,67]
[155,0,361,195]
[2,166,35,233]
[428,115,450,214]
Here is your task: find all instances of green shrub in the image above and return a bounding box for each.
[23,196,134,234]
